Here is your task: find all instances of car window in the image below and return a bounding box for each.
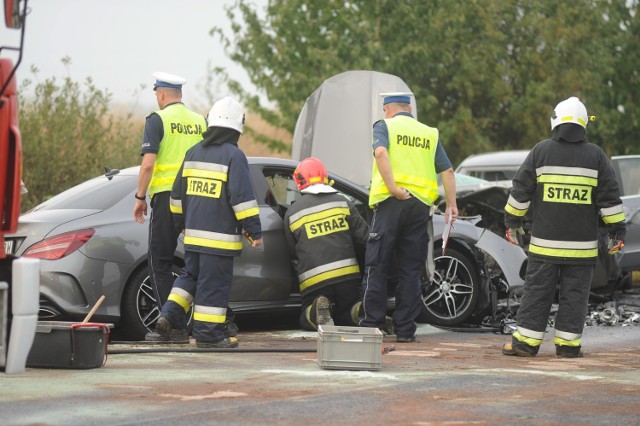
[460,169,518,181]
[266,172,302,208]
[260,168,367,219]
[29,173,136,212]
[615,157,640,196]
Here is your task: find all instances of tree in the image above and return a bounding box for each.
[215,0,638,164]
[592,0,640,156]
[19,63,139,211]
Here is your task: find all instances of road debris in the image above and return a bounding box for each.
[480,288,640,333]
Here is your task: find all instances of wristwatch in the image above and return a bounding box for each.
[134,193,146,201]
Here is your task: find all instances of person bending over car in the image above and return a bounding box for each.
[284,157,369,331]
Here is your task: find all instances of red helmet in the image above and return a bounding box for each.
[293,157,328,190]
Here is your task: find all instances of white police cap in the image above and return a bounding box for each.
[153,71,186,90]
[380,92,413,105]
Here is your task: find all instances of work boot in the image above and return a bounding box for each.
[380,316,395,337]
[144,317,189,343]
[396,335,417,343]
[556,344,584,358]
[315,295,334,327]
[224,320,239,338]
[155,316,172,338]
[502,339,539,357]
[196,337,239,348]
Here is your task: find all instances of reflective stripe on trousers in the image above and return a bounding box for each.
[516,258,593,343]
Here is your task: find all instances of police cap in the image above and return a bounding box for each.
[381,92,413,105]
[153,71,186,90]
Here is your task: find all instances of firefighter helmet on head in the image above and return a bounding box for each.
[293,157,328,190]
[550,97,588,131]
[207,96,245,133]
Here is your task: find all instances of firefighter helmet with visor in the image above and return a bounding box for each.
[293,157,329,190]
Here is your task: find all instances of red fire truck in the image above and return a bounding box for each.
[0,0,23,259]
[1,0,38,375]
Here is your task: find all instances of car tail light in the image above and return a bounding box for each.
[23,229,95,260]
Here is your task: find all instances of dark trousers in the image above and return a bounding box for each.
[148,191,179,308]
[360,197,429,338]
[299,279,361,331]
[162,251,234,342]
[517,258,593,336]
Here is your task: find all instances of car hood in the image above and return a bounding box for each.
[455,186,511,236]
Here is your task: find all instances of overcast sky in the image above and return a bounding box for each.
[0,0,265,114]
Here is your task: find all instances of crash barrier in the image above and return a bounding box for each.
[317,325,383,371]
[1,257,39,374]
[26,321,112,369]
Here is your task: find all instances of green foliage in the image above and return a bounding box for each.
[19,65,140,211]
[215,0,639,164]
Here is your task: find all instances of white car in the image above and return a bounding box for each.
[455,150,529,182]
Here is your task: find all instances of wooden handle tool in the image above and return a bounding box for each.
[82,295,106,323]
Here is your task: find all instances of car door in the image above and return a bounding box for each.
[226,164,299,308]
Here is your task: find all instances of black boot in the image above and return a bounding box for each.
[145,317,189,343]
[556,344,583,358]
[502,337,539,357]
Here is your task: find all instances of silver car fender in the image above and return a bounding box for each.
[426,216,526,290]
[474,229,527,289]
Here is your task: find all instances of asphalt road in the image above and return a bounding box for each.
[1,321,639,426]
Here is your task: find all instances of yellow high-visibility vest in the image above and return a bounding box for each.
[369,115,439,207]
[148,104,206,197]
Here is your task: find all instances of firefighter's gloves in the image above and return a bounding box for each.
[506,227,525,246]
[608,236,624,255]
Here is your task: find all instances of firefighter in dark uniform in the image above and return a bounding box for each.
[149,96,262,348]
[502,96,626,358]
[284,157,369,330]
[133,72,206,321]
[360,93,458,342]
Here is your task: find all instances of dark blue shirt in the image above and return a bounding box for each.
[372,112,452,173]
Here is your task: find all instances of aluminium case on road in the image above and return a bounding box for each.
[292,70,415,188]
[317,325,383,371]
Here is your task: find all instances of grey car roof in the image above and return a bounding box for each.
[456,150,529,170]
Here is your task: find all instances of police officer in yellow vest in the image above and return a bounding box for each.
[360,92,458,342]
[133,72,206,335]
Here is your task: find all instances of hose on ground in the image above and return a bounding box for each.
[108,347,316,354]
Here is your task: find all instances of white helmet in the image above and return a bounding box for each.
[550,96,588,131]
[207,96,245,133]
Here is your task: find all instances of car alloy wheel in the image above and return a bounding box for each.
[418,248,479,326]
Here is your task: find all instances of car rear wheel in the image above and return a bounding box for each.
[417,248,479,326]
[116,265,182,341]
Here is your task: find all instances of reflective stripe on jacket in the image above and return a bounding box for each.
[171,141,261,256]
[369,115,439,207]
[149,104,206,197]
[505,138,626,264]
[284,192,368,297]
